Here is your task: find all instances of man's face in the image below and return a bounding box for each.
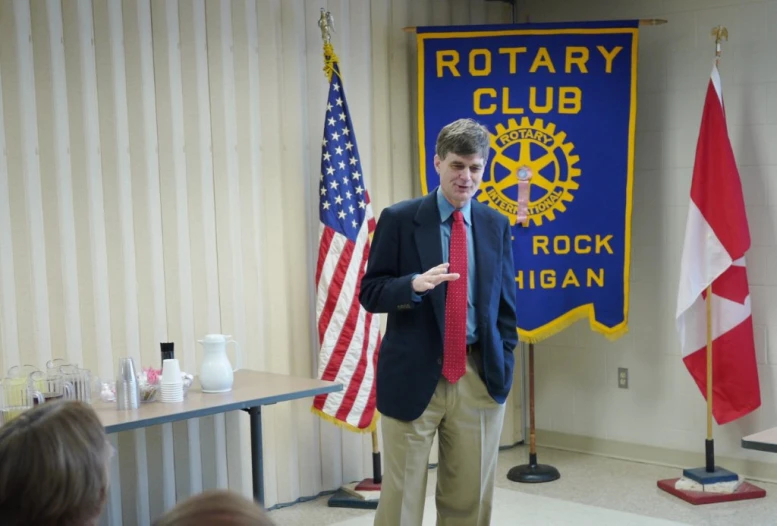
[434,152,485,208]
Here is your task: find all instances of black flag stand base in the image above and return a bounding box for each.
[328,434,382,509]
[507,452,561,483]
[507,343,560,484]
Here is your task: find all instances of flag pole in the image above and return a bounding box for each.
[704,24,727,475]
[401,18,667,33]
[318,9,382,508]
[705,284,714,472]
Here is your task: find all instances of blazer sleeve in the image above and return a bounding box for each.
[497,217,518,354]
[359,206,417,313]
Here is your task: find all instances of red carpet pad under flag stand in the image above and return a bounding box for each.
[657,478,765,505]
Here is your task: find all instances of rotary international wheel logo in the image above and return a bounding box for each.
[478,117,581,226]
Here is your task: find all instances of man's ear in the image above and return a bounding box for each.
[433,154,441,172]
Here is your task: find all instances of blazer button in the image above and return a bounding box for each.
[437,357,442,365]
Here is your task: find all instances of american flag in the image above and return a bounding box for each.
[312,58,381,432]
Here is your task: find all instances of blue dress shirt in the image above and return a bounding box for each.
[411,189,478,344]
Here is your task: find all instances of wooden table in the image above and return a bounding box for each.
[742,427,777,454]
[92,369,342,504]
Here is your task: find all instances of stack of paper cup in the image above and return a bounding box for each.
[160,359,183,403]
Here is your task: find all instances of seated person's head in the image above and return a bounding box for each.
[0,400,111,525]
[153,490,275,526]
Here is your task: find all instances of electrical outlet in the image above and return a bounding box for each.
[618,367,629,389]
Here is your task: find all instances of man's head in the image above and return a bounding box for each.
[434,118,491,209]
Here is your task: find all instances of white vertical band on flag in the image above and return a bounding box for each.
[676,201,732,318]
[711,63,723,106]
[678,291,751,359]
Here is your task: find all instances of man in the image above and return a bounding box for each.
[359,118,518,525]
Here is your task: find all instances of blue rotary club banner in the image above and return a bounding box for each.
[416,21,638,343]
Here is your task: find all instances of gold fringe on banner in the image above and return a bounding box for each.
[311,406,380,434]
[518,306,629,343]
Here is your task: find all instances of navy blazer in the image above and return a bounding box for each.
[359,189,518,422]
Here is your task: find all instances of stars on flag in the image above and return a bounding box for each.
[318,73,368,242]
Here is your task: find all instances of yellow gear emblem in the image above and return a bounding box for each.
[478,117,581,226]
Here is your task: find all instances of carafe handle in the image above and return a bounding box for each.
[227,340,241,372]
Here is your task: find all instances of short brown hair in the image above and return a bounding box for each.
[0,400,110,526]
[153,490,275,526]
[435,118,491,163]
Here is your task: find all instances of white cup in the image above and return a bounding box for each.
[162,359,182,385]
[160,381,183,402]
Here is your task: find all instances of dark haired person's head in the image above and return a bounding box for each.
[0,400,111,525]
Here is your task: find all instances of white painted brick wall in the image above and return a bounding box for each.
[517,0,777,462]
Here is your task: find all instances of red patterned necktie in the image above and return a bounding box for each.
[443,210,467,383]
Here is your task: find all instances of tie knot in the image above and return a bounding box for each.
[452,210,464,223]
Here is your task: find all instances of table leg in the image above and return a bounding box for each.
[248,406,264,504]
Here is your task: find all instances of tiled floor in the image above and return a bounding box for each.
[268,445,777,525]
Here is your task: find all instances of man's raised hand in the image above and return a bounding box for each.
[411,263,460,293]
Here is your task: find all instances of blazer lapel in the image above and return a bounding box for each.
[472,201,499,319]
[414,190,445,338]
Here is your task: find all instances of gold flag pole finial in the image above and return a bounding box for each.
[711,25,728,65]
[319,8,338,81]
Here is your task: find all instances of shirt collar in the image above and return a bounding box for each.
[436,187,471,225]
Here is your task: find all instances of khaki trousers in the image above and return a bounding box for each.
[374,352,506,526]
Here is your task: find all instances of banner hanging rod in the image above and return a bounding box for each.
[402,19,667,33]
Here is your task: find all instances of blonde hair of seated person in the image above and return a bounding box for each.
[0,400,112,526]
[153,490,275,526]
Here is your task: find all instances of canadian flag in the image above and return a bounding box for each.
[676,62,761,426]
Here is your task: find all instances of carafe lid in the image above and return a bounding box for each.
[201,334,230,343]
